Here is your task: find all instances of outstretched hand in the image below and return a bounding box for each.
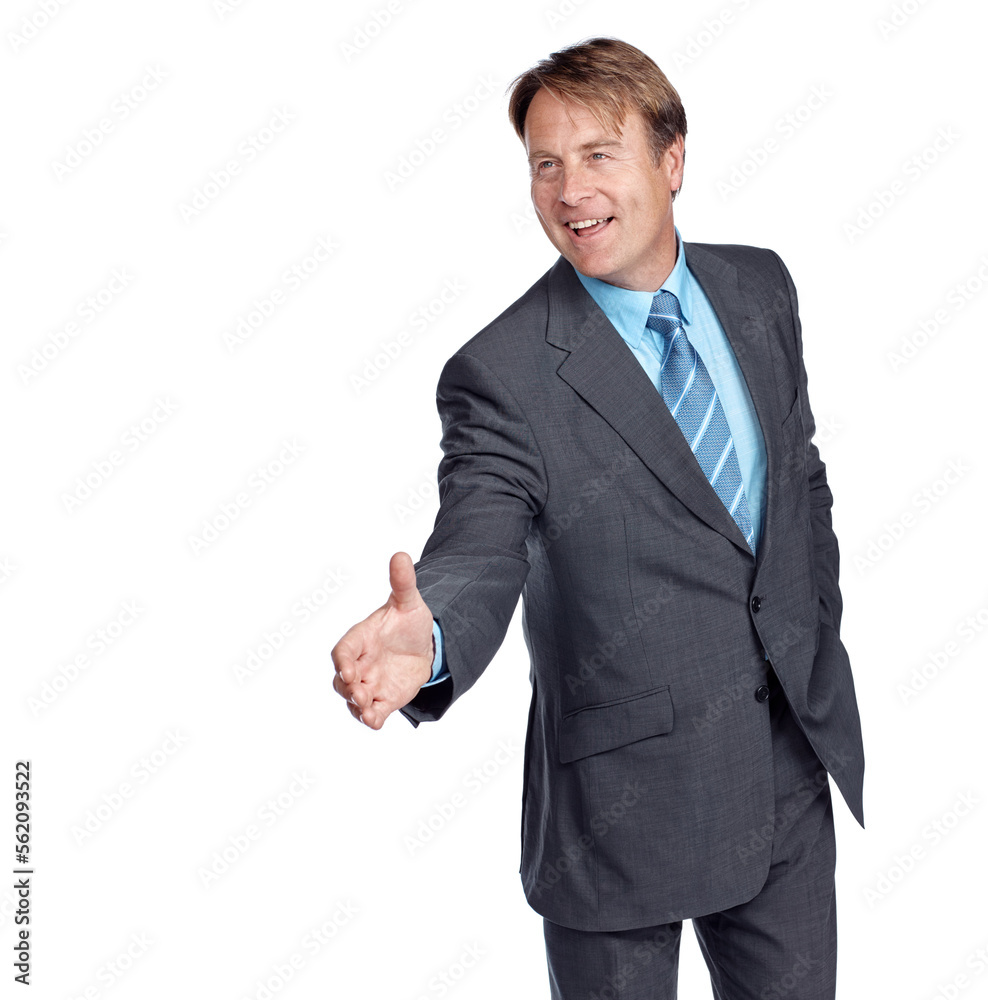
[331,551,435,729]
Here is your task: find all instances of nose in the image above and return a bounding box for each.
[557,164,593,206]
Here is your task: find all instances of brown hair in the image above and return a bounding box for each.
[507,37,687,196]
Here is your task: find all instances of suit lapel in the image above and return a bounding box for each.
[547,250,786,563]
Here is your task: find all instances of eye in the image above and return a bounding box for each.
[538,160,555,170]
[591,152,607,160]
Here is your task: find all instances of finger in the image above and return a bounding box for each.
[349,683,371,710]
[388,551,422,612]
[331,640,359,684]
[361,701,388,730]
[332,672,355,701]
[333,624,376,681]
[333,670,371,710]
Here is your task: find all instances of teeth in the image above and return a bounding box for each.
[567,218,608,230]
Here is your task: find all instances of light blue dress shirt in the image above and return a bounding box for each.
[423,228,767,687]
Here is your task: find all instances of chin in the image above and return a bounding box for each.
[571,256,612,279]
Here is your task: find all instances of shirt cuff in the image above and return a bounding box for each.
[421,619,449,687]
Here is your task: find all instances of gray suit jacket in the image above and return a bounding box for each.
[401,243,865,932]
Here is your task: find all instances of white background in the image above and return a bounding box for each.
[2,0,986,997]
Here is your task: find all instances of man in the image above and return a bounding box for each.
[333,37,865,1000]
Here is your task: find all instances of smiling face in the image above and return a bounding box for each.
[524,87,684,291]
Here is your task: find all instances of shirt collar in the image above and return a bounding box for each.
[574,226,693,350]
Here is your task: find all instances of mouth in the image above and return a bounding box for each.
[565,217,613,238]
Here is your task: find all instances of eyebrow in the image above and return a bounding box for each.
[526,139,623,164]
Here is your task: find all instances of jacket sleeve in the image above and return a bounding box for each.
[400,351,548,726]
[770,250,844,635]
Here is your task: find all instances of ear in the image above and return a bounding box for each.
[665,134,685,194]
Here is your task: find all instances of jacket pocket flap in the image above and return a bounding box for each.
[559,685,673,763]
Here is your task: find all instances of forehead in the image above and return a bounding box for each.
[523,87,637,149]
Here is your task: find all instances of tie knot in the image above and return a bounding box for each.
[645,289,683,341]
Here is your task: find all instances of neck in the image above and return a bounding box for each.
[603,223,679,292]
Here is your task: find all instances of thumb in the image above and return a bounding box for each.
[388,551,423,612]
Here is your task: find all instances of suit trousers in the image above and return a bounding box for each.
[543,666,838,1000]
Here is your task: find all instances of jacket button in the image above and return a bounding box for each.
[754,685,771,703]
[750,595,762,613]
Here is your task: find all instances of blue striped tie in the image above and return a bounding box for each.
[644,290,754,550]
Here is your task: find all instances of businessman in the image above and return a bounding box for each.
[332,37,865,1000]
